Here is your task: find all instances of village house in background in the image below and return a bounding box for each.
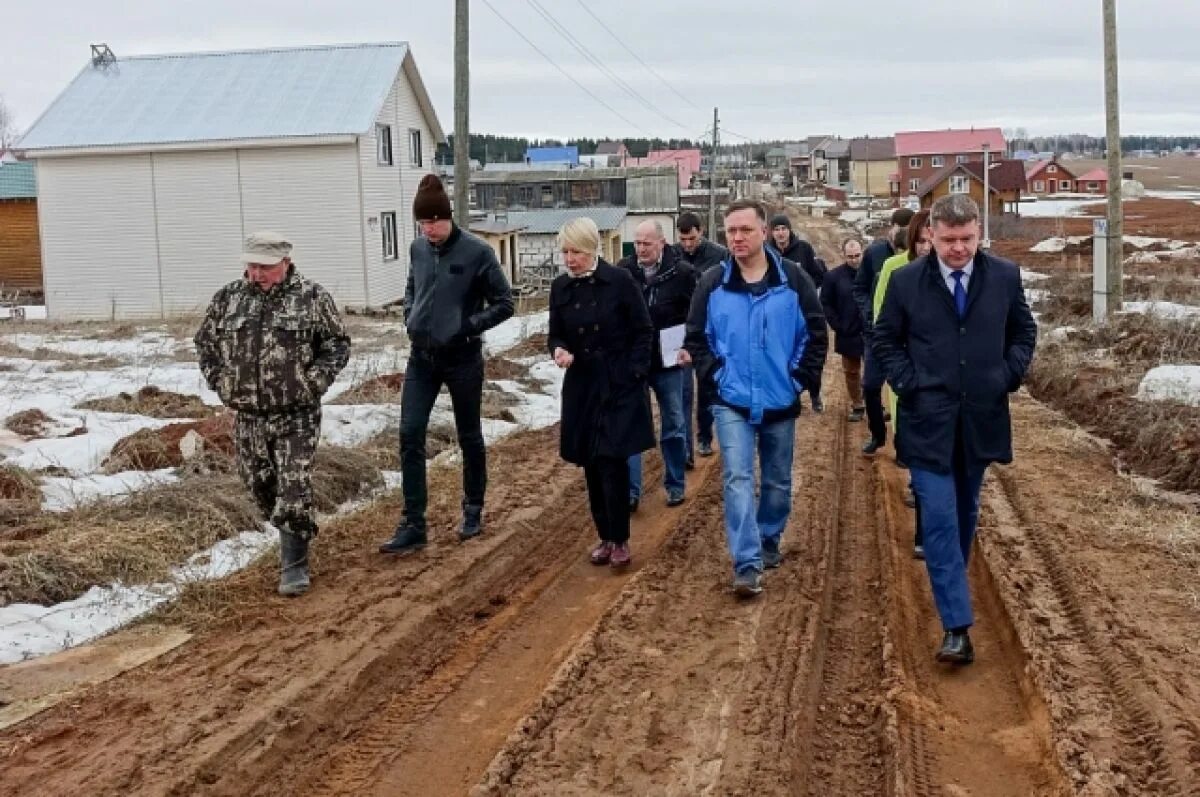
[849,136,900,198]
[1025,157,1079,196]
[895,127,1007,200]
[917,158,1027,217]
[1073,167,1109,194]
[16,42,443,320]
[0,159,41,294]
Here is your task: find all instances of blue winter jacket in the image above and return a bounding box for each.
[685,247,828,425]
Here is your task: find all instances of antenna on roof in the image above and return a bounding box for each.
[90,44,117,69]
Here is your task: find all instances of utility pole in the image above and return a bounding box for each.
[864,135,871,219]
[453,0,470,226]
[1101,0,1123,317]
[708,107,719,239]
[982,142,991,249]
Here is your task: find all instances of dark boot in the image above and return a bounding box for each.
[379,519,427,555]
[278,531,310,597]
[460,504,483,542]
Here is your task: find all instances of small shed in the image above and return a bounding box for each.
[468,217,526,285]
[0,161,41,293]
[1075,168,1109,194]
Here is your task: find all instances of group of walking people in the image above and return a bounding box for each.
[199,169,1036,667]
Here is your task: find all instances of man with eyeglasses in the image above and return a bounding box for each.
[819,237,867,422]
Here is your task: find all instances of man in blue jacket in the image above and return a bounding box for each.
[872,194,1037,664]
[685,200,827,597]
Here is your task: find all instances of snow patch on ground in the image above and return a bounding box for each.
[1121,301,1200,320]
[1137,365,1200,407]
[1030,236,1090,253]
[40,469,179,511]
[1025,289,1049,304]
[1021,269,1050,284]
[1017,198,1106,218]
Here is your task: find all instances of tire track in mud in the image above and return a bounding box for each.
[874,457,1069,796]
[983,469,1199,796]
[473,366,893,795]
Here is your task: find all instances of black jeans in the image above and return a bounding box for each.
[862,348,887,444]
[583,456,630,543]
[399,344,486,525]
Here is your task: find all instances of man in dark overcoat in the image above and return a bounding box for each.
[872,194,1037,664]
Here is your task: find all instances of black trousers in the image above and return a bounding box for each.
[862,348,888,444]
[400,344,486,524]
[583,456,631,544]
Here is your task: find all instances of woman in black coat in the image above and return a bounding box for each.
[548,217,655,568]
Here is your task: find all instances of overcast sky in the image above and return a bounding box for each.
[4,0,1198,143]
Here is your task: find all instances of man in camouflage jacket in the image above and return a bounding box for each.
[195,231,351,597]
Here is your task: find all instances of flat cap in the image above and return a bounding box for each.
[240,231,293,264]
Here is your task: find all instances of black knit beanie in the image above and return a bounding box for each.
[769,214,792,230]
[413,174,453,221]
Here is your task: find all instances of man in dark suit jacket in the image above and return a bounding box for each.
[872,194,1037,665]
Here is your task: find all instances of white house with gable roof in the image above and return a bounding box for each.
[17,42,444,319]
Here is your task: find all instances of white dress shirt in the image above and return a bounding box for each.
[937,258,974,295]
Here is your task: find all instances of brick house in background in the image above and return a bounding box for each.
[1026,158,1078,195]
[895,128,1007,199]
[917,158,1027,218]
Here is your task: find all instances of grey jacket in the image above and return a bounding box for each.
[405,225,515,349]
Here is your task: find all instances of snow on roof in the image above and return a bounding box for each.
[18,42,444,153]
[895,128,1006,157]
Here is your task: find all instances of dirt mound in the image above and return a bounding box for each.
[485,357,529,381]
[3,409,87,440]
[103,414,235,473]
[78,386,214,419]
[500,333,549,359]
[311,447,384,512]
[331,373,405,405]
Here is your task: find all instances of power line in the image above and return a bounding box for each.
[575,0,702,112]
[479,0,651,136]
[524,0,691,133]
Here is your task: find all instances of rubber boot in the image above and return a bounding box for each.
[278,531,311,597]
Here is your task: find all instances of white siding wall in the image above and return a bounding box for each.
[38,155,162,319]
[153,151,243,314]
[358,65,440,308]
[239,144,366,305]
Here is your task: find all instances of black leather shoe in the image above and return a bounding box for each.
[459,505,483,542]
[379,522,427,555]
[685,455,696,471]
[861,438,885,456]
[936,631,974,665]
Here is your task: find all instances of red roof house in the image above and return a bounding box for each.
[1074,168,1109,194]
[894,127,1006,197]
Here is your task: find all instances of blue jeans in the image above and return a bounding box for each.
[909,455,987,631]
[628,368,687,499]
[712,405,795,574]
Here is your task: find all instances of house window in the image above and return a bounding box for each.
[381,212,398,260]
[408,129,423,167]
[956,155,968,164]
[931,156,945,167]
[376,125,393,165]
[1047,165,1057,173]
[541,184,554,204]
[909,157,922,168]
[1087,181,1099,190]
[949,175,970,194]
[1033,180,1045,192]
[908,178,920,193]
[1060,180,1072,191]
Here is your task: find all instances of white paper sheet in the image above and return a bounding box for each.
[659,324,686,368]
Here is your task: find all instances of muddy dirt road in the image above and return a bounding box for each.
[2,352,1200,795]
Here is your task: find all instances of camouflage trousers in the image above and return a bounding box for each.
[234,407,321,540]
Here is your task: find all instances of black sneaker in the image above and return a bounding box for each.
[811,397,824,414]
[847,407,865,422]
[697,441,715,457]
[666,489,685,507]
[379,521,427,555]
[762,537,783,569]
[861,438,885,456]
[459,505,483,542]
[913,544,925,560]
[733,568,763,597]
[685,455,696,471]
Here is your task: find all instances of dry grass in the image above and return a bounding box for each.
[330,373,405,405]
[4,409,55,438]
[500,333,549,360]
[0,464,41,528]
[78,385,214,420]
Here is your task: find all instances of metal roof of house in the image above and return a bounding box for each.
[18,42,445,153]
[501,207,628,235]
[916,159,1026,198]
[1075,168,1109,182]
[0,162,36,199]
[849,136,896,160]
[895,128,1006,157]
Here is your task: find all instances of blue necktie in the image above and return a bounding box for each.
[951,271,967,319]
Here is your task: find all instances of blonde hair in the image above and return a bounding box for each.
[557,217,602,256]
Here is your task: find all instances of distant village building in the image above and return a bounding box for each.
[849,136,899,198]
[895,128,1007,199]
[1025,157,1078,196]
[0,160,41,292]
[524,146,579,167]
[1074,168,1109,195]
[917,159,1027,217]
[18,42,444,319]
[629,148,701,190]
[594,141,629,167]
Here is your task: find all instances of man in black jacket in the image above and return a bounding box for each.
[854,207,913,452]
[873,195,1037,665]
[380,175,514,555]
[620,220,697,509]
[672,212,728,461]
[767,214,826,411]
[819,237,866,421]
